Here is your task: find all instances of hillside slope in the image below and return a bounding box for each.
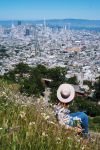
[0,79,100,150]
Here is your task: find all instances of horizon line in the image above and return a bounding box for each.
[0,18,100,21]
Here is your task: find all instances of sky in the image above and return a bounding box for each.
[0,0,100,20]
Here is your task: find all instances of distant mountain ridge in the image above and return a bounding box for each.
[46,18,100,27]
[0,18,100,30]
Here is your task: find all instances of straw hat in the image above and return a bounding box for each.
[57,84,75,103]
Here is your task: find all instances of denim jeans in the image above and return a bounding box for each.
[69,112,88,134]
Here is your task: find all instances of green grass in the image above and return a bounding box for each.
[0,78,99,150]
[89,117,100,132]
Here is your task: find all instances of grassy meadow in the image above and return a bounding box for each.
[0,78,100,150]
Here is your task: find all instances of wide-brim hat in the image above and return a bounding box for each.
[57,84,75,103]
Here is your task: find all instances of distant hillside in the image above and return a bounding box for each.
[43,18,100,27]
[0,78,100,149]
[46,19,100,31]
[0,18,100,30]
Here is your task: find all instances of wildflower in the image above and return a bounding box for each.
[49,103,52,106]
[81,146,85,150]
[56,137,61,141]
[41,107,44,110]
[41,113,50,120]
[77,139,81,142]
[42,132,48,137]
[29,122,35,126]
[19,111,26,118]
[48,121,55,125]
[56,137,61,144]
[45,115,50,120]
[67,137,72,140]
[2,92,6,95]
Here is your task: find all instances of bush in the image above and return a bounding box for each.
[67,75,78,85]
[20,68,45,96]
[93,76,100,102]
[4,71,16,82]
[93,116,100,124]
[70,97,100,117]
[89,117,100,132]
[83,80,92,89]
[14,62,31,74]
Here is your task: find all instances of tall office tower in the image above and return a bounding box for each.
[11,23,15,29]
[25,29,30,36]
[34,27,40,56]
[18,21,21,26]
[43,17,46,29]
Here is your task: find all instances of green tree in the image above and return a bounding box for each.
[83,80,92,89]
[4,71,16,82]
[20,67,45,96]
[36,64,48,77]
[14,63,31,75]
[48,67,67,103]
[71,96,100,117]
[93,77,100,102]
[67,75,78,85]
[3,63,32,83]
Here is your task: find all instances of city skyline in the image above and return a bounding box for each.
[0,0,100,20]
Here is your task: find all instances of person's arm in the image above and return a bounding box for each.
[58,108,83,133]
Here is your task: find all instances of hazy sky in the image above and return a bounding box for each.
[0,0,100,20]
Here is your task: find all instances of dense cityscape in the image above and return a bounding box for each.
[0,0,100,148]
[0,20,100,85]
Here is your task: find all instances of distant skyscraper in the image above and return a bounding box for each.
[43,18,46,29]
[18,21,21,26]
[25,29,30,36]
[11,22,15,29]
[64,25,67,30]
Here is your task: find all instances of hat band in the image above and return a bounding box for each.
[60,92,70,99]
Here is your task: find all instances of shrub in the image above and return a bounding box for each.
[93,116,100,124]
[20,68,45,96]
[93,76,100,102]
[67,75,78,85]
[70,97,100,117]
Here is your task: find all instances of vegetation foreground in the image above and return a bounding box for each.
[0,79,100,150]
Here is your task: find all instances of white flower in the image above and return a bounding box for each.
[56,137,61,141]
[41,113,50,120]
[47,121,55,125]
[2,92,6,95]
[81,146,85,150]
[45,115,50,120]
[77,139,81,142]
[67,137,72,140]
[0,128,3,130]
[49,103,52,106]
[42,132,48,137]
[49,121,55,125]
[19,111,26,118]
[29,122,35,126]
[56,137,61,144]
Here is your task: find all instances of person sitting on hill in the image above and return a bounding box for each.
[54,84,89,137]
